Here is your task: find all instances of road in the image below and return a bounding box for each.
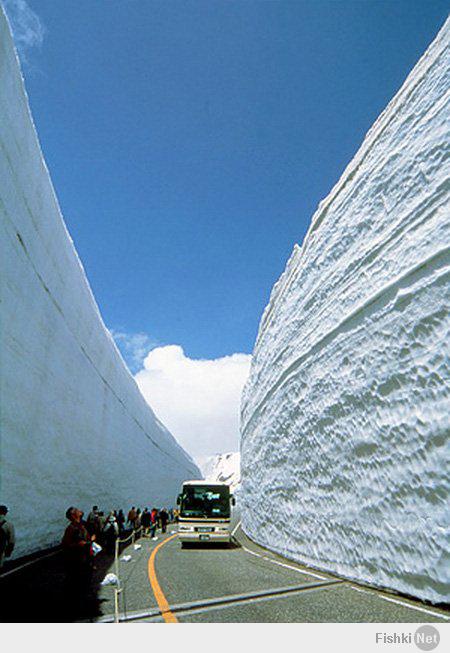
[95,516,449,624]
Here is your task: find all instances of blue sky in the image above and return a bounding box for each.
[6,0,448,363]
[3,1,448,458]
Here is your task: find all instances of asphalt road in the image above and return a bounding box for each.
[94,515,450,624]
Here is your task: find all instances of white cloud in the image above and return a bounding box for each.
[135,345,251,463]
[2,0,45,61]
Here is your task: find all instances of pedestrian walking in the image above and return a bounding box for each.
[0,505,15,571]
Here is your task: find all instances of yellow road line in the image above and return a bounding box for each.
[147,533,179,623]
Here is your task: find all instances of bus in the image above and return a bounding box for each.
[177,480,235,545]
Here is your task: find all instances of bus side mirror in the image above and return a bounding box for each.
[176,494,181,505]
[231,496,236,506]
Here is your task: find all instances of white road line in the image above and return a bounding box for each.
[350,586,450,620]
[231,520,242,537]
[241,545,262,558]
[261,555,328,580]
[237,522,447,618]
[241,544,328,581]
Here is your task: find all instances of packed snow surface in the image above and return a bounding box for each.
[201,452,241,491]
[0,10,200,558]
[241,19,450,604]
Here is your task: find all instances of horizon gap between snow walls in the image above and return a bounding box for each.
[0,9,200,559]
[240,18,450,604]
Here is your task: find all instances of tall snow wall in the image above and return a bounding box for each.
[0,10,200,558]
[241,19,450,604]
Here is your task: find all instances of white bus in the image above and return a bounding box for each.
[177,480,235,545]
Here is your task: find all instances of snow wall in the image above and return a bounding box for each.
[241,18,450,604]
[0,9,200,558]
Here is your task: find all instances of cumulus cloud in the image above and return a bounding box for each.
[135,345,251,463]
[2,0,45,62]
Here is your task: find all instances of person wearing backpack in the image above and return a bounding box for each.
[0,505,15,570]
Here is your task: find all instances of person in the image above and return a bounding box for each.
[102,511,119,553]
[127,506,137,530]
[86,505,100,539]
[159,508,169,534]
[141,508,151,536]
[62,507,94,613]
[0,505,15,571]
[117,509,126,534]
[149,508,158,540]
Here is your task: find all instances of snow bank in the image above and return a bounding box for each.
[0,9,200,558]
[241,18,450,604]
[201,452,241,492]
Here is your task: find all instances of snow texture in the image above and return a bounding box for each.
[0,9,200,559]
[201,452,241,491]
[241,18,450,604]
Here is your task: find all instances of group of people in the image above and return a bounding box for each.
[61,503,176,613]
[81,505,176,552]
[126,506,175,537]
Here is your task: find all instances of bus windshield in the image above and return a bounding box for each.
[180,484,230,519]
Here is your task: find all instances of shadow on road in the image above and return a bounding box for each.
[0,536,138,623]
[181,540,240,550]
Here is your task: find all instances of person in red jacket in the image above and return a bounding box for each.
[150,508,158,540]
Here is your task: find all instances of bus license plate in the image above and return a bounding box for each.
[199,534,210,541]
[198,527,213,532]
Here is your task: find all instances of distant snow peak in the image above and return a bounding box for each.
[200,452,241,491]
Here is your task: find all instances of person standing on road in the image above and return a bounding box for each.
[0,505,15,571]
[102,511,119,553]
[117,509,126,534]
[62,507,94,614]
[127,506,137,530]
[86,505,100,539]
[141,508,151,536]
[149,508,158,540]
[159,508,169,534]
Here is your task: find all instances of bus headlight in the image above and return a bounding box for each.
[178,525,194,532]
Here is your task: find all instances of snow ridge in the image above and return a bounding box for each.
[200,452,241,491]
[241,18,450,604]
[0,9,200,558]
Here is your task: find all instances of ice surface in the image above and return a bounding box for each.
[241,18,450,604]
[0,9,200,559]
[201,452,241,491]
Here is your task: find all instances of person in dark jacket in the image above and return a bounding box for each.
[102,511,119,553]
[0,505,15,571]
[159,508,169,534]
[62,507,94,613]
[141,508,151,536]
[117,509,126,534]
